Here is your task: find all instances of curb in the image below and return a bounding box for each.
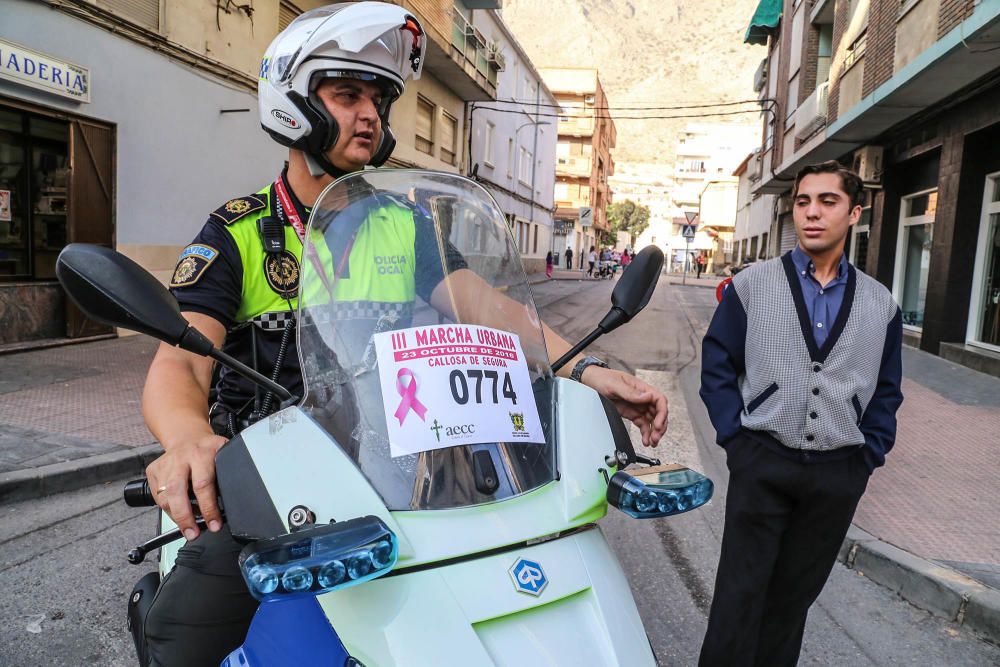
[0,443,163,505]
[838,525,1000,646]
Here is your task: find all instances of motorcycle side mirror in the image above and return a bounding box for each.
[598,245,664,334]
[56,244,195,347]
[606,463,713,519]
[550,246,664,373]
[56,244,292,401]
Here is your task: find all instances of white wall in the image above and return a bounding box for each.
[2,1,285,252]
[468,10,558,261]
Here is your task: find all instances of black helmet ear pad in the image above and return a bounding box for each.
[369,123,396,167]
[288,90,340,156]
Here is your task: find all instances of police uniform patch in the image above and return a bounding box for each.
[210,194,266,225]
[170,244,219,287]
[264,250,300,298]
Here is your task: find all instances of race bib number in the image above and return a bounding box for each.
[374,324,545,458]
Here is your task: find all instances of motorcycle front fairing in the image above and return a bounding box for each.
[203,170,654,665]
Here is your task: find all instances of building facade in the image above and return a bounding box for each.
[733,150,778,265]
[541,68,616,267]
[465,10,558,274]
[0,0,500,348]
[744,0,1000,375]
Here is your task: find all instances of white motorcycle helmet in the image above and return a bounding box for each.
[259,2,426,176]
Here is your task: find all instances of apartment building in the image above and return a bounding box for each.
[541,68,616,266]
[744,0,1000,376]
[733,150,778,265]
[465,11,558,274]
[669,123,756,273]
[0,0,499,348]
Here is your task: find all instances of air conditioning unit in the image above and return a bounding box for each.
[487,42,505,70]
[852,145,884,186]
[753,57,768,93]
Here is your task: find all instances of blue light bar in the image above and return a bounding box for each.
[607,465,713,519]
[239,516,398,601]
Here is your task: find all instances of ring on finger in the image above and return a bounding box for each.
[157,485,168,494]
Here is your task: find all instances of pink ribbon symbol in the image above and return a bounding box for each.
[394,368,428,425]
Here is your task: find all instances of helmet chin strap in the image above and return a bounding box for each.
[304,152,353,179]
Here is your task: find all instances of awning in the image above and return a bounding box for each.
[744,0,782,45]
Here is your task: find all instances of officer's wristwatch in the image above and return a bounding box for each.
[570,356,609,383]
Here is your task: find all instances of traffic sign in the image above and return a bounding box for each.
[684,211,698,223]
[579,207,593,227]
[682,224,697,239]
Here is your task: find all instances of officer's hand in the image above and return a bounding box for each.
[146,434,228,541]
[581,367,668,447]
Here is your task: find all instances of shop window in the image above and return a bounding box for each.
[0,109,68,279]
[849,208,872,274]
[415,96,434,155]
[969,174,1000,350]
[893,190,937,329]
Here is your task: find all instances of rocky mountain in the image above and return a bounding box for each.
[500,0,765,168]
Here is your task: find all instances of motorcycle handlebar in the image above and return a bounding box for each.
[123,478,205,509]
[123,478,156,507]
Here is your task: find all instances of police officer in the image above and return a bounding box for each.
[140,4,668,665]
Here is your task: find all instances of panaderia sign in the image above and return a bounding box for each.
[0,38,90,103]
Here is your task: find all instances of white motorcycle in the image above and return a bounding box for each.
[56,170,713,666]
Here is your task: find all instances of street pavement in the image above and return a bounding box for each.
[0,273,998,664]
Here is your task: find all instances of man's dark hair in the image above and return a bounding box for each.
[793,160,865,208]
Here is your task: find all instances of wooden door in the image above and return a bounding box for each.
[66,119,115,337]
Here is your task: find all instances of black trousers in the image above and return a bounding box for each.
[143,526,258,667]
[699,436,870,667]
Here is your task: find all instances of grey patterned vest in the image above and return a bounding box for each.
[732,254,898,452]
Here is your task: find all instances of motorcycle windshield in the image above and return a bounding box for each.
[297,170,557,511]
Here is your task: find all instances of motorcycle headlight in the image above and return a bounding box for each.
[606,464,713,519]
[239,515,397,601]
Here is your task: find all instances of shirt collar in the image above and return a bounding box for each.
[791,246,848,283]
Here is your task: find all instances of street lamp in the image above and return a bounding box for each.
[514,119,551,256]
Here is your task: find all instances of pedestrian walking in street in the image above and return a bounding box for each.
[587,245,597,277]
[696,252,706,279]
[565,246,573,270]
[698,160,904,667]
[620,248,632,269]
[545,251,554,279]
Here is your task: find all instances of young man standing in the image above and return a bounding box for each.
[698,160,903,666]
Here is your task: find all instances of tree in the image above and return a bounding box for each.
[606,199,651,248]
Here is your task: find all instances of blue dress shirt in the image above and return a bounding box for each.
[789,246,849,348]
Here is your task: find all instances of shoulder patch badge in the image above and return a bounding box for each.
[210,194,266,225]
[264,250,300,298]
[170,244,219,288]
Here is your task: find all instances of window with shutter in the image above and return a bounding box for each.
[416,96,434,155]
[95,0,160,32]
[440,111,457,165]
[279,1,302,31]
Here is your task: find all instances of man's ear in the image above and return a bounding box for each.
[848,204,863,226]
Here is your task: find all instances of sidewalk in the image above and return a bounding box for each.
[0,336,161,503]
[0,333,998,642]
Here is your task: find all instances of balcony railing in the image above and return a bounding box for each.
[556,155,591,177]
[450,10,501,87]
[794,81,829,140]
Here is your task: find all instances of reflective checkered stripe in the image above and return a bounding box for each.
[252,311,296,330]
[732,257,897,452]
[326,300,414,321]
